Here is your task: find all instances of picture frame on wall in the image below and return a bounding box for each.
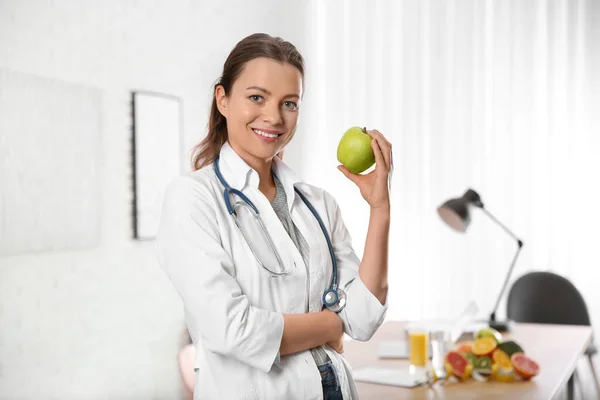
[0,68,102,255]
[131,91,183,240]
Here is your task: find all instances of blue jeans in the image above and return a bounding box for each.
[318,361,343,400]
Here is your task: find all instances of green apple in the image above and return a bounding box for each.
[476,328,503,344]
[337,126,375,174]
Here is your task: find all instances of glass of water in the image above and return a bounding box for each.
[429,329,450,378]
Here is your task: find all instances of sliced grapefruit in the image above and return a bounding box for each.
[511,352,540,379]
[472,337,497,356]
[445,351,472,380]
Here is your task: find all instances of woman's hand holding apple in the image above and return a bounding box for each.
[337,127,393,212]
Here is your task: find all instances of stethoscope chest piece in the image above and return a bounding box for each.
[323,287,346,313]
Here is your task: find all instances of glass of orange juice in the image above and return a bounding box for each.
[408,325,429,373]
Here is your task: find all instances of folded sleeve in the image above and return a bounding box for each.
[156,177,284,373]
[324,191,388,341]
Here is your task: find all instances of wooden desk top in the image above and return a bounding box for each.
[344,321,592,399]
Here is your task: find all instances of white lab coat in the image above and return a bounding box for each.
[156,142,388,400]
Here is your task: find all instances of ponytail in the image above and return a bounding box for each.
[190,91,228,170]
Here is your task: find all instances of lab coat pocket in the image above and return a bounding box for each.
[193,348,260,399]
[255,353,323,400]
[324,347,353,400]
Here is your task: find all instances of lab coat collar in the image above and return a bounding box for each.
[218,141,256,190]
[218,141,304,211]
[272,155,304,212]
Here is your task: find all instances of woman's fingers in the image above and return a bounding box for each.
[368,130,392,172]
[370,136,386,172]
[370,129,392,150]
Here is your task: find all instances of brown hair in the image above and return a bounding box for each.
[191,33,305,171]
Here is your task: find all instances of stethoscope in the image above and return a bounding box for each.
[214,156,346,313]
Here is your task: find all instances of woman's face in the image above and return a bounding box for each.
[216,57,303,163]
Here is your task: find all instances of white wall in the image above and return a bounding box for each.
[0,1,308,399]
[300,0,600,328]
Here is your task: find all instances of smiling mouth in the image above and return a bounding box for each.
[252,128,284,139]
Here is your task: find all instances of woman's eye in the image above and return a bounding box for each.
[249,95,264,103]
[283,101,298,111]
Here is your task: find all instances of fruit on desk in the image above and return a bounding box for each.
[476,327,503,343]
[492,364,516,382]
[445,351,472,380]
[336,126,376,174]
[473,355,493,374]
[442,337,540,383]
[444,363,453,378]
[511,353,540,379]
[455,341,474,354]
[498,340,524,357]
[492,348,513,371]
[472,337,498,356]
[464,352,477,366]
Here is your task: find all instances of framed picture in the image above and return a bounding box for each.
[0,68,101,255]
[131,91,183,240]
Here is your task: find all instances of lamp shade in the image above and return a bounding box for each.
[437,189,483,233]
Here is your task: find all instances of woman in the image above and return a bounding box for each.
[156,33,392,400]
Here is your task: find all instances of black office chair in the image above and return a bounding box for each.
[507,271,599,398]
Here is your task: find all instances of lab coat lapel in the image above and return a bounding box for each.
[219,144,306,279]
[248,189,305,276]
[272,159,331,310]
[289,186,331,311]
[270,158,317,276]
[271,156,302,213]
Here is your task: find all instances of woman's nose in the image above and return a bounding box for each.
[262,104,283,125]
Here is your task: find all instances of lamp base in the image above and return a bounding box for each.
[488,320,509,333]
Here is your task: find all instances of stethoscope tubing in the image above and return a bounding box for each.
[213,155,339,292]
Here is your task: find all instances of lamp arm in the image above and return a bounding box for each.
[478,207,524,322]
[478,207,522,245]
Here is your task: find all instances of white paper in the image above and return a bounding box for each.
[353,366,427,388]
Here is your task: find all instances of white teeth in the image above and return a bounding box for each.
[253,129,279,138]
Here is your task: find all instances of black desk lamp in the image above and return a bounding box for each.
[437,189,523,332]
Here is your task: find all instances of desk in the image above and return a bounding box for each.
[344,321,592,399]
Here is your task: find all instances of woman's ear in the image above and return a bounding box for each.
[215,85,228,117]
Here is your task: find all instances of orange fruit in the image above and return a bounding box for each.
[492,364,516,382]
[492,349,513,370]
[472,337,497,356]
[511,352,540,379]
[455,341,474,354]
